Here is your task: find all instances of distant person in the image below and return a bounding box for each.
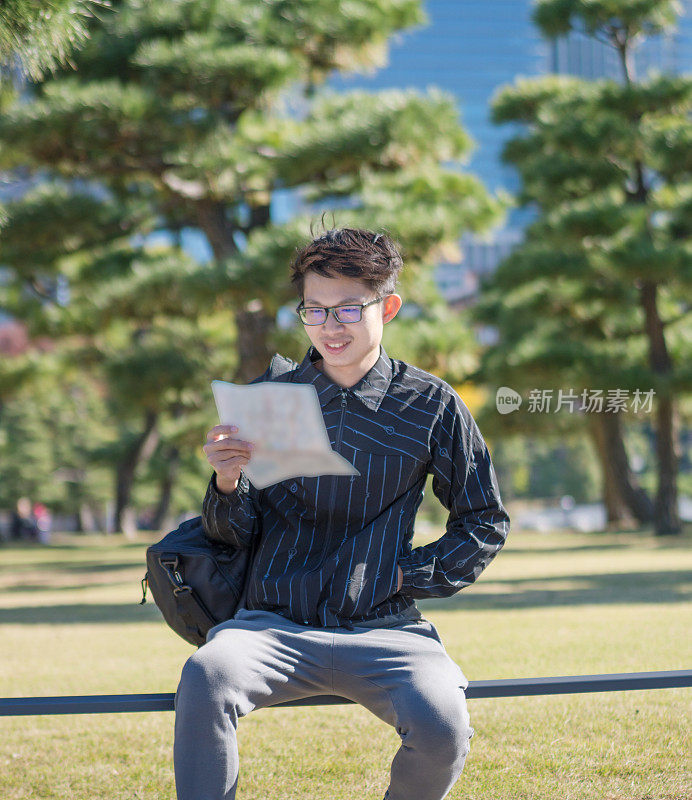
[0,511,9,543]
[10,497,38,542]
[174,227,511,800]
[33,502,52,544]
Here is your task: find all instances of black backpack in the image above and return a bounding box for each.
[140,352,299,646]
[140,515,255,646]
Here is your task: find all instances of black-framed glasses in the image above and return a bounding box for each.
[296,296,384,325]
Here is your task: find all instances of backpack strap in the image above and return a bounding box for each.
[268,352,299,380]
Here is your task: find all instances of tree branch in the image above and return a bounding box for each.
[662,309,692,328]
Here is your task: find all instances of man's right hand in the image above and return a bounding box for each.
[203,425,255,495]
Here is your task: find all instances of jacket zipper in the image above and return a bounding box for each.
[299,388,349,623]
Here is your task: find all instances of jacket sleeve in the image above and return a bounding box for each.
[396,389,510,599]
[202,470,262,549]
[201,362,273,549]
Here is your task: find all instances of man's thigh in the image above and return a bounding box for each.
[180,609,469,726]
[329,618,470,732]
[179,608,335,716]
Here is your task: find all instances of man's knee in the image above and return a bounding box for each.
[398,688,474,763]
[178,643,241,707]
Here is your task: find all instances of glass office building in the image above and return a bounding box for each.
[332,1,547,196]
[329,0,692,304]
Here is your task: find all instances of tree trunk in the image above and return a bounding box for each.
[195,199,275,383]
[78,503,100,533]
[235,202,275,381]
[616,33,681,536]
[151,446,179,532]
[639,280,681,535]
[234,302,275,382]
[114,409,159,537]
[652,392,681,536]
[195,199,238,259]
[588,413,632,526]
[590,412,654,526]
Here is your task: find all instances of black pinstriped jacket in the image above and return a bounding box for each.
[202,344,510,630]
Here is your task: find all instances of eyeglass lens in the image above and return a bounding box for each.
[301,305,362,324]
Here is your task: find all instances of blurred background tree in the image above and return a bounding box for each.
[0,0,106,81]
[0,0,505,533]
[473,0,690,535]
[0,1,109,535]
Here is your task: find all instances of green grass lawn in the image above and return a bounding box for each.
[0,525,690,800]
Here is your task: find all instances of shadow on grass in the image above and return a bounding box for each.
[505,540,691,557]
[504,542,633,556]
[4,579,141,594]
[0,538,154,553]
[1,561,146,593]
[0,558,146,573]
[417,569,692,612]
[0,602,162,625]
[1,569,689,624]
[53,561,143,574]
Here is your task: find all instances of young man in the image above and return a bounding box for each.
[174,228,510,800]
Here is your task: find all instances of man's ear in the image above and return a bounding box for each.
[382,294,402,324]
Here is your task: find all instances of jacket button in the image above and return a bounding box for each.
[290,482,298,492]
[440,447,449,457]
[384,426,394,434]
[287,547,297,557]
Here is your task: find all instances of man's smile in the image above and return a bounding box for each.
[323,341,351,353]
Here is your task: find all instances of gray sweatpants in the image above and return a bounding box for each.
[174,607,474,800]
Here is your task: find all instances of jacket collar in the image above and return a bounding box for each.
[295,344,393,412]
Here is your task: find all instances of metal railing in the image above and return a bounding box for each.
[2,670,690,716]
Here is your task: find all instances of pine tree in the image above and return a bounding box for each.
[0,0,504,532]
[474,0,690,535]
[0,0,106,81]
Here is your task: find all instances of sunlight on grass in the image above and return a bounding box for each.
[0,527,690,799]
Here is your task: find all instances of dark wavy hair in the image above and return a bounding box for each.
[289,225,404,300]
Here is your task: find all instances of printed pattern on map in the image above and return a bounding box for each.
[211,380,360,489]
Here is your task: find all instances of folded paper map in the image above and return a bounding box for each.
[211,380,360,489]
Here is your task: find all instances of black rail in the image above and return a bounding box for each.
[1,670,690,717]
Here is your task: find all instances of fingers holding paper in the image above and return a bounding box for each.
[203,425,255,494]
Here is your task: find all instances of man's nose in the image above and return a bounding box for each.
[323,310,345,330]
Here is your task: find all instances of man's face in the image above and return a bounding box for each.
[300,272,402,387]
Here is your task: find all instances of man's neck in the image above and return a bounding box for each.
[313,347,380,389]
